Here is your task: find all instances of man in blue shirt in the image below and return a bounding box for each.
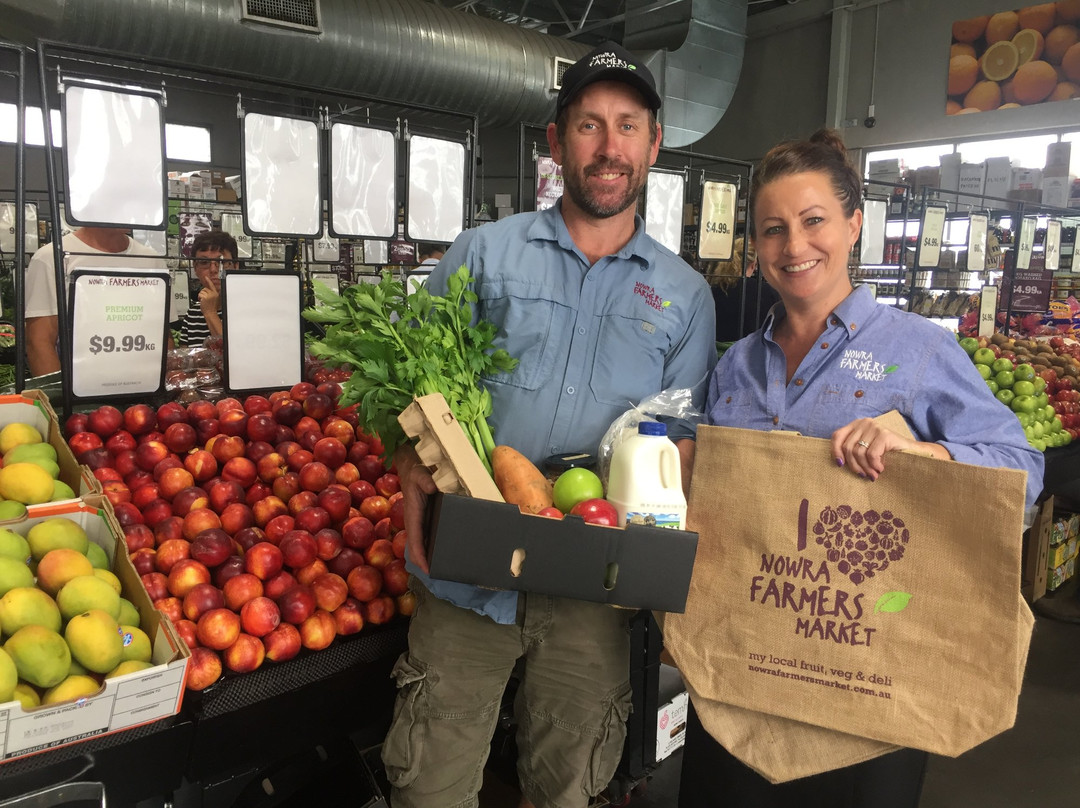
[381,41,717,808]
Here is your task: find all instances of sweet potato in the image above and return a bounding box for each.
[491,445,553,514]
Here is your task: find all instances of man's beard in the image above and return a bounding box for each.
[562,159,647,219]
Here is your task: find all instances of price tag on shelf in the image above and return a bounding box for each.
[1016,216,1036,270]
[1008,268,1053,312]
[978,285,998,338]
[69,270,170,398]
[967,213,988,272]
[1045,220,1061,271]
[859,199,887,265]
[917,205,946,268]
[698,181,737,260]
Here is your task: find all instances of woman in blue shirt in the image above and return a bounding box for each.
[678,129,1043,808]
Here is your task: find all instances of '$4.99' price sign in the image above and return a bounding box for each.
[70,270,170,398]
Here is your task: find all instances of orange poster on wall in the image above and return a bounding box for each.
[948,3,1080,115]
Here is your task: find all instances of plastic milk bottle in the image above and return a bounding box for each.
[606,421,687,529]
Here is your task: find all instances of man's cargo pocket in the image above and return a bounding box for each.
[583,682,634,795]
[381,655,428,789]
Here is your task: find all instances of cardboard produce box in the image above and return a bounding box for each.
[400,393,699,612]
[0,496,189,763]
[0,390,99,505]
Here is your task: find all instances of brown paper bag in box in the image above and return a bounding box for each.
[664,423,1034,759]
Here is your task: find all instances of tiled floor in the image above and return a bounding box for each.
[480,586,1080,808]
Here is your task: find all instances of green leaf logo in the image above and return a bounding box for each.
[884,365,899,374]
[874,592,912,613]
[662,300,671,308]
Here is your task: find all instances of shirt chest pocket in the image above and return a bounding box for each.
[480,292,572,391]
[589,310,669,407]
[806,382,909,437]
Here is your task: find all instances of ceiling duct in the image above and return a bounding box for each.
[1,0,745,143]
[625,0,747,148]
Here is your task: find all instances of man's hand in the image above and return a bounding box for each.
[394,443,439,574]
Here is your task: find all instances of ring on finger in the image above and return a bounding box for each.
[856,440,870,449]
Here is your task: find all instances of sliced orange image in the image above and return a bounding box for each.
[1047,80,1080,99]
[1012,28,1046,64]
[948,54,980,95]
[1057,1,1080,24]
[1045,24,1080,63]
[952,42,977,59]
[1018,3,1058,34]
[987,11,1021,43]
[982,40,1021,80]
[1013,59,1059,101]
[953,15,990,42]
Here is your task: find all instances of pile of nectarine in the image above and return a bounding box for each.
[64,383,413,692]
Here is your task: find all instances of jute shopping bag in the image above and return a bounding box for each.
[664,424,1035,758]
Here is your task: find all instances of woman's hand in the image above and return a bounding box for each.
[831,418,950,481]
[394,444,439,574]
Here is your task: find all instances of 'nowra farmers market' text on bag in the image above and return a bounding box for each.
[664,423,1035,769]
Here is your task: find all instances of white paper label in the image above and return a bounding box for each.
[967,213,988,273]
[170,270,190,323]
[918,206,946,268]
[1045,220,1061,271]
[311,272,340,307]
[1016,217,1036,270]
[70,271,169,398]
[698,181,737,260]
[223,272,303,391]
[860,199,887,265]
[3,690,114,756]
[979,285,998,338]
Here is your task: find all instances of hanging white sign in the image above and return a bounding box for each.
[698,181,737,261]
[170,270,190,323]
[70,270,169,398]
[1044,220,1061,271]
[917,206,946,268]
[967,214,988,272]
[1016,217,1036,271]
[223,271,303,391]
[859,199,887,265]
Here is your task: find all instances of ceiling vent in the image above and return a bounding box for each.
[241,0,321,33]
[550,56,574,91]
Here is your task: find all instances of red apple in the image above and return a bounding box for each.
[287,491,319,517]
[290,382,316,402]
[210,435,246,464]
[286,449,315,474]
[396,590,417,617]
[214,555,247,588]
[105,430,137,455]
[154,538,191,575]
[240,596,281,637]
[346,440,371,467]
[154,596,183,625]
[245,541,284,581]
[184,449,217,482]
[310,572,349,612]
[154,516,185,546]
[245,481,273,507]
[135,440,170,472]
[315,527,343,562]
[195,418,221,445]
[359,495,390,522]
[186,400,216,424]
[245,440,275,464]
[196,608,242,651]
[156,402,187,430]
[280,530,318,570]
[68,431,104,458]
[223,573,264,611]
[171,486,209,517]
[88,405,123,438]
[113,449,140,478]
[272,398,304,426]
[175,618,200,650]
[233,526,267,553]
[219,502,255,536]
[263,623,302,663]
[264,514,296,546]
[190,528,234,568]
[158,467,196,500]
[277,584,317,625]
[294,506,331,535]
[252,496,289,528]
[341,516,375,551]
[365,538,396,570]
[263,570,298,600]
[363,595,396,625]
[182,581,225,621]
[244,395,273,416]
[323,418,354,447]
[132,483,162,510]
[140,498,174,528]
[223,633,265,674]
[299,609,336,650]
[131,548,158,576]
[317,487,352,524]
[102,481,132,507]
[312,437,347,469]
[163,422,197,454]
[272,472,302,502]
[185,646,223,691]
[113,501,145,529]
[375,473,401,498]
[207,479,246,514]
[347,479,377,507]
[65,412,89,436]
[346,564,382,601]
[124,524,155,553]
[221,456,258,488]
[381,559,409,596]
[295,558,329,586]
[140,571,169,602]
[356,455,385,485]
[256,452,287,483]
[569,498,619,527]
[123,468,154,493]
[183,508,222,541]
[218,409,249,438]
[332,598,365,635]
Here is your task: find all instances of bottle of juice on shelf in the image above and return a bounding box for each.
[606,420,687,530]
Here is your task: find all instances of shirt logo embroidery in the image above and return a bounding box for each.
[839,349,898,382]
[634,281,668,311]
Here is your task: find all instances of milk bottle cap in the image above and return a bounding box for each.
[638,420,666,436]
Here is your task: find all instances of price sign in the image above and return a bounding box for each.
[70,270,170,398]
[859,199,887,265]
[698,181,737,260]
[535,156,564,212]
[1074,229,1080,273]
[967,213,988,272]
[1045,220,1062,271]
[1008,268,1053,312]
[978,285,998,338]
[1016,216,1036,270]
[170,270,190,323]
[917,205,946,268]
[222,270,303,392]
[311,272,339,307]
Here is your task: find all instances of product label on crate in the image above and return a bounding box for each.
[2,692,115,757]
[69,270,170,398]
[110,665,187,729]
[1009,269,1053,312]
[967,214,988,272]
[1045,220,1062,271]
[625,510,684,529]
[1016,217,1036,270]
[917,206,946,268]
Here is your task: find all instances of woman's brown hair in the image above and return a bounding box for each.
[747,128,862,238]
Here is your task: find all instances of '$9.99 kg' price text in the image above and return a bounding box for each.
[88,334,155,354]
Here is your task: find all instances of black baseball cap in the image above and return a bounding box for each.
[556,41,662,120]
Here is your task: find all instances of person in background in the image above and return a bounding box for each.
[25,226,165,376]
[679,128,1044,808]
[381,41,717,808]
[179,231,238,347]
[407,242,446,293]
